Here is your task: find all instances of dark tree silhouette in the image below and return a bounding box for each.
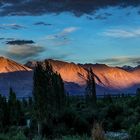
[85,68,97,107]
[33,61,66,136]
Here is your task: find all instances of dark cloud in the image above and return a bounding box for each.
[6,40,35,45]
[95,14,107,20]
[9,24,25,30]
[87,12,112,20]
[0,38,5,40]
[34,22,52,26]
[136,61,140,65]
[86,16,94,20]
[126,12,131,16]
[0,0,139,17]
[104,12,112,16]
[5,44,45,62]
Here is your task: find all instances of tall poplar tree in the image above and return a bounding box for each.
[85,68,97,107]
[33,61,66,135]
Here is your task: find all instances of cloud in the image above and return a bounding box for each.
[62,27,78,33]
[86,16,94,20]
[6,39,34,45]
[96,56,140,66]
[46,27,78,39]
[0,23,25,30]
[46,53,71,61]
[34,22,52,26]
[104,12,112,16]
[5,44,45,62]
[137,61,140,65]
[95,14,107,20]
[94,12,112,20]
[103,28,140,38]
[44,27,78,47]
[0,0,139,17]
[0,37,5,40]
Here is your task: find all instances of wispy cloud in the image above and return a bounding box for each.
[34,22,52,26]
[46,53,72,61]
[103,28,140,38]
[0,23,25,30]
[46,27,78,39]
[43,27,79,47]
[96,56,140,66]
[95,14,107,20]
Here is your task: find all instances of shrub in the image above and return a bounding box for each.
[58,135,90,140]
[32,136,47,140]
[12,131,27,140]
[91,122,106,140]
[129,123,140,140]
[0,134,9,140]
[73,115,89,135]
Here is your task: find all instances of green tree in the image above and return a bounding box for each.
[33,63,47,135]
[52,72,66,111]
[129,123,140,140]
[136,88,140,97]
[0,94,10,131]
[33,61,66,136]
[8,88,25,126]
[8,87,18,125]
[85,68,97,107]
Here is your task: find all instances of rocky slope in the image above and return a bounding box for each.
[0,57,140,97]
[0,57,33,98]
[26,59,140,95]
[0,56,31,73]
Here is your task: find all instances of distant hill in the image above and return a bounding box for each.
[0,57,33,98]
[0,57,140,97]
[0,56,31,73]
[26,59,140,95]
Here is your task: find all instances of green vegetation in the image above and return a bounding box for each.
[0,63,139,139]
[85,68,97,107]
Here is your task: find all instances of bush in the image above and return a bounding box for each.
[0,132,27,140]
[58,135,90,140]
[32,136,47,140]
[129,123,140,140]
[73,115,89,135]
[0,134,9,140]
[91,123,106,140]
[12,131,27,140]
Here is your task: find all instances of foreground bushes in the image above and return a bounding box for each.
[129,123,140,140]
[0,93,140,139]
[0,132,27,140]
[92,123,106,140]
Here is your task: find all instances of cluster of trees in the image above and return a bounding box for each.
[0,61,97,138]
[33,61,67,137]
[0,88,32,132]
[31,62,102,139]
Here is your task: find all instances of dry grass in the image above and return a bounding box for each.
[91,122,106,140]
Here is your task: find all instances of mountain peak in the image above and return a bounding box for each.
[0,56,31,73]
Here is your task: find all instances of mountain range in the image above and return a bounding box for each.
[0,56,140,98]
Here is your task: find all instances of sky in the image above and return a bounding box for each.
[0,0,140,66]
